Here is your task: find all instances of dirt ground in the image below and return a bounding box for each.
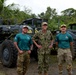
[0,55,76,75]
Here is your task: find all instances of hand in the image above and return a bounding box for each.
[37,45,42,49]
[19,50,24,54]
[49,45,53,48]
[27,50,31,54]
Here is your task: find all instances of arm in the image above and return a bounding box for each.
[49,32,54,48]
[14,42,23,54]
[56,42,58,46]
[70,42,73,46]
[14,34,24,54]
[27,44,33,54]
[49,40,54,48]
[55,34,59,47]
[30,44,33,51]
[70,42,73,52]
[33,40,42,49]
[69,34,73,48]
[32,32,42,49]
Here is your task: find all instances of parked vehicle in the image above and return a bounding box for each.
[0,18,47,67]
[0,18,76,68]
[67,23,76,60]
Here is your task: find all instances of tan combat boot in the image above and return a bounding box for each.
[67,64,72,75]
[58,64,63,75]
[38,73,42,75]
[44,72,48,75]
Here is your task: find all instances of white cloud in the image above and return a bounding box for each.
[5,0,76,15]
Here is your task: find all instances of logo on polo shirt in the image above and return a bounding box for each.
[66,36,68,39]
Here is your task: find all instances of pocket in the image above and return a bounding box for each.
[18,54,24,62]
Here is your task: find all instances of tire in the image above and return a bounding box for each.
[0,40,18,67]
[71,40,76,60]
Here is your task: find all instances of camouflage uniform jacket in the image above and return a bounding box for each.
[32,30,53,54]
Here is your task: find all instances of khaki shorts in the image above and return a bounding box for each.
[57,48,72,65]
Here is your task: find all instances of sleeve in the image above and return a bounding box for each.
[30,37,33,45]
[55,35,59,42]
[32,33,39,41]
[50,32,54,40]
[14,34,19,42]
[69,34,73,42]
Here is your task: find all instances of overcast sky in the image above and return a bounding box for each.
[5,0,76,15]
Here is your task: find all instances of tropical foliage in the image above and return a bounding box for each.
[0,0,76,30]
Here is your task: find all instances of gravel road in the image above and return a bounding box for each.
[0,55,76,75]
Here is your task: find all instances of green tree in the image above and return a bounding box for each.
[45,7,57,19]
[0,3,32,24]
[0,0,5,13]
[60,8,76,25]
[61,8,76,16]
[38,12,45,19]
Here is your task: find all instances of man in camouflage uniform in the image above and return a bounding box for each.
[14,25,33,75]
[55,24,73,75]
[32,22,54,75]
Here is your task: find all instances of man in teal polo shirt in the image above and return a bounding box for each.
[56,24,73,75]
[14,25,33,75]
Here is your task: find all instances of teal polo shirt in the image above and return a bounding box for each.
[56,32,73,49]
[14,33,33,51]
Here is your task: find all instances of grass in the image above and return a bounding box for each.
[49,55,57,64]
[0,71,6,75]
[72,59,76,68]
[50,55,76,68]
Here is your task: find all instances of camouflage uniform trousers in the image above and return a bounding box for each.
[17,51,30,75]
[57,48,72,75]
[38,53,50,74]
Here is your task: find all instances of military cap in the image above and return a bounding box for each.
[22,25,29,29]
[42,22,48,26]
[60,24,66,28]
